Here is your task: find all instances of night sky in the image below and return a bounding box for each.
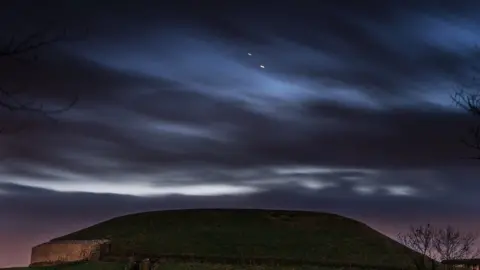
[2,0,480,267]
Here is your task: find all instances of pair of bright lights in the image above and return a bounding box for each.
[248,53,265,68]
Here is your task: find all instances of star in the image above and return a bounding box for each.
[248,53,252,56]
[260,65,265,68]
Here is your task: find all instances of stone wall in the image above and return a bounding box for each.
[30,239,111,266]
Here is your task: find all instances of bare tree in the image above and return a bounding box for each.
[0,28,79,133]
[398,224,479,270]
[452,89,480,159]
[397,223,437,270]
[434,225,479,261]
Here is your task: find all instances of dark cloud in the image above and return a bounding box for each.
[0,99,475,181]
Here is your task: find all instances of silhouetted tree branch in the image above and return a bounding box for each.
[452,89,480,159]
[0,28,80,133]
[0,28,68,58]
[397,224,436,270]
[434,225,479,261]
[397,224,478,270]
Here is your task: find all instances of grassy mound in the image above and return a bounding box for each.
[52,209,415,268]
[0,262,403,270]
[2,262,124,270]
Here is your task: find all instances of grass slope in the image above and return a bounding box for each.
[52,209,414,268]
[2,262,124,270]
[1,262,402,270]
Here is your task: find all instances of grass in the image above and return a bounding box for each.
[131,262,383,270]
[49,209,417,268]
[1,262,124,270]
[1,261,395,270]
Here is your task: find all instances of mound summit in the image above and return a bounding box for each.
[43,209,416,267]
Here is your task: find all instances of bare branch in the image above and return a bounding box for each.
[452,89,480,158]
[0,27,72,60]
[398,223,479,270]
[397,224,437,270]
[398,224,436,258]
[434,226,479,261]
[0,85,78,114]
[452,89,480,116]
[0,27,81,134]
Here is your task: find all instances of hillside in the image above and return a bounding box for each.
[52,209,417,268]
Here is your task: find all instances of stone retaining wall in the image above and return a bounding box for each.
[30,239,111,266]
